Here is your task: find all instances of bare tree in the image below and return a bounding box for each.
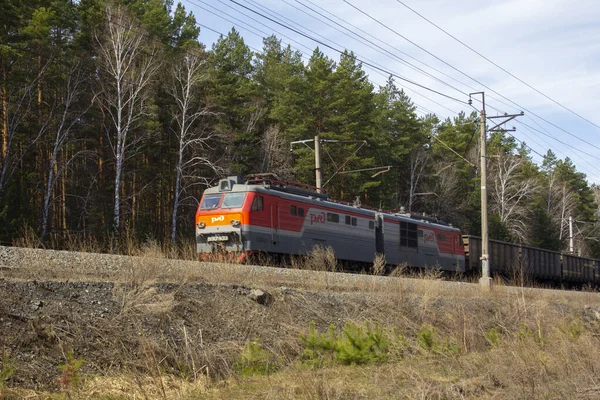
[168,49,222,243]
[554,183,578,243]
[96,3,160,236]
[422,160,466,225]
[593,185,600,213]
[406,145,429,212]
[543,164,578,245]
[489,153,535,241]
[259,126,293,180]
[40,62,94,239]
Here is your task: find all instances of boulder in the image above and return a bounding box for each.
[247,289,272,306]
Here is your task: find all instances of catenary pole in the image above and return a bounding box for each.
[478,94,491,288]
[569,216,574,254]
[470,91,523,288]
[314,135,322,192]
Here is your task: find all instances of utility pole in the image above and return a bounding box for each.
[569,216,574,254]
[469,92,523,289]
[478,95,490,288]
[314,135,322,192]
[290,137,379,193]
[290,136,325,192]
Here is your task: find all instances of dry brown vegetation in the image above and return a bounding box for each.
[1,240,600,399]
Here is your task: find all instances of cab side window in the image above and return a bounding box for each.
[252,195,263,211]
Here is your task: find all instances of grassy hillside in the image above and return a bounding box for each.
[1,244,599,399]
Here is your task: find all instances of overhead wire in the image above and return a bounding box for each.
[248,0,463,115]
[246,0,470,116]
[190,2,442,116]
[516,121,600,167]
[298,0,539,125]
[225,0,469,105]
[287,0,588,162]
[191,1,600,179]
[197,21,440,119]
[199,0,575,173]
[296,0,482,97]
[204,0,472,114]
[215,0,484,119]
[276,0,600,176]
[188,0,455,115]
[192,0,315,54]
[481,102,600,175]
[285,0,469,97]
[472,91,600,177]
[393,0,600,132]
[342,0,600,168]
[298,0,535,124]
[474,102,600,178]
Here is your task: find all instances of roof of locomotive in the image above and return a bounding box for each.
[202,179,461,233]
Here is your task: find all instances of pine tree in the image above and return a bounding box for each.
[208,28,259,176]
[372,77,424,210]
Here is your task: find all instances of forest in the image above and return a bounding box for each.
[2,0,599,257]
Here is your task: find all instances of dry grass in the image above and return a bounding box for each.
[3,286,600,399]
[372,253,386,276]
[12,225,44,249]
[9,312,600,400]
[291,245,338,272]
[4,232,600,399]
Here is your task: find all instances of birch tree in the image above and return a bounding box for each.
[406,146,429,212]
[553,183,578,243]
[169,49,221,243]
[541,153,590,250]
[96,3,160,236]
[40,62,93,239]
[424,160,465,224]
[489,153,535,241]
[259,126,293,179]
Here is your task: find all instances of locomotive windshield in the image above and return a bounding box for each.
[200,194,222,210]
[221,193,246,209]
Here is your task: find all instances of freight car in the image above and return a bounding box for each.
[195,174,465,271]
[463,236,600,285]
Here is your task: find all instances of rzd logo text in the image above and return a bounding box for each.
[423,232,435,244]
[310,212,326,225]
[211,215,225,223]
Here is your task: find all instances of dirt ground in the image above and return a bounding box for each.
[0,275,420,392]
[1,246,600,398]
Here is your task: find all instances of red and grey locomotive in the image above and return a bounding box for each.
[195,174,465,271]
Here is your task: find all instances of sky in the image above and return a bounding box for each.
[180,0,600,184]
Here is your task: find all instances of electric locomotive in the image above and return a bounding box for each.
[195,174,465,271]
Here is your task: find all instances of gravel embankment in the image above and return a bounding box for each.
[1,245,597,300]
[0,245,398,287]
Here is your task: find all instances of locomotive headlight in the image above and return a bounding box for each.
[197,221,205,229]
[230,219,240,227]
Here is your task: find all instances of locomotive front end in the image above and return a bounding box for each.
[195,177,248,256]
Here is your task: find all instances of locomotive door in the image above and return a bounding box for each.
[375,213,385,255]
[270,204,279,249]
[453,235,459,270]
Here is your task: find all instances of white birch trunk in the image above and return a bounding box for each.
[169,51,220,243]
[40,64,90,239]
[96,4,159,237]
[490,154,535,241]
